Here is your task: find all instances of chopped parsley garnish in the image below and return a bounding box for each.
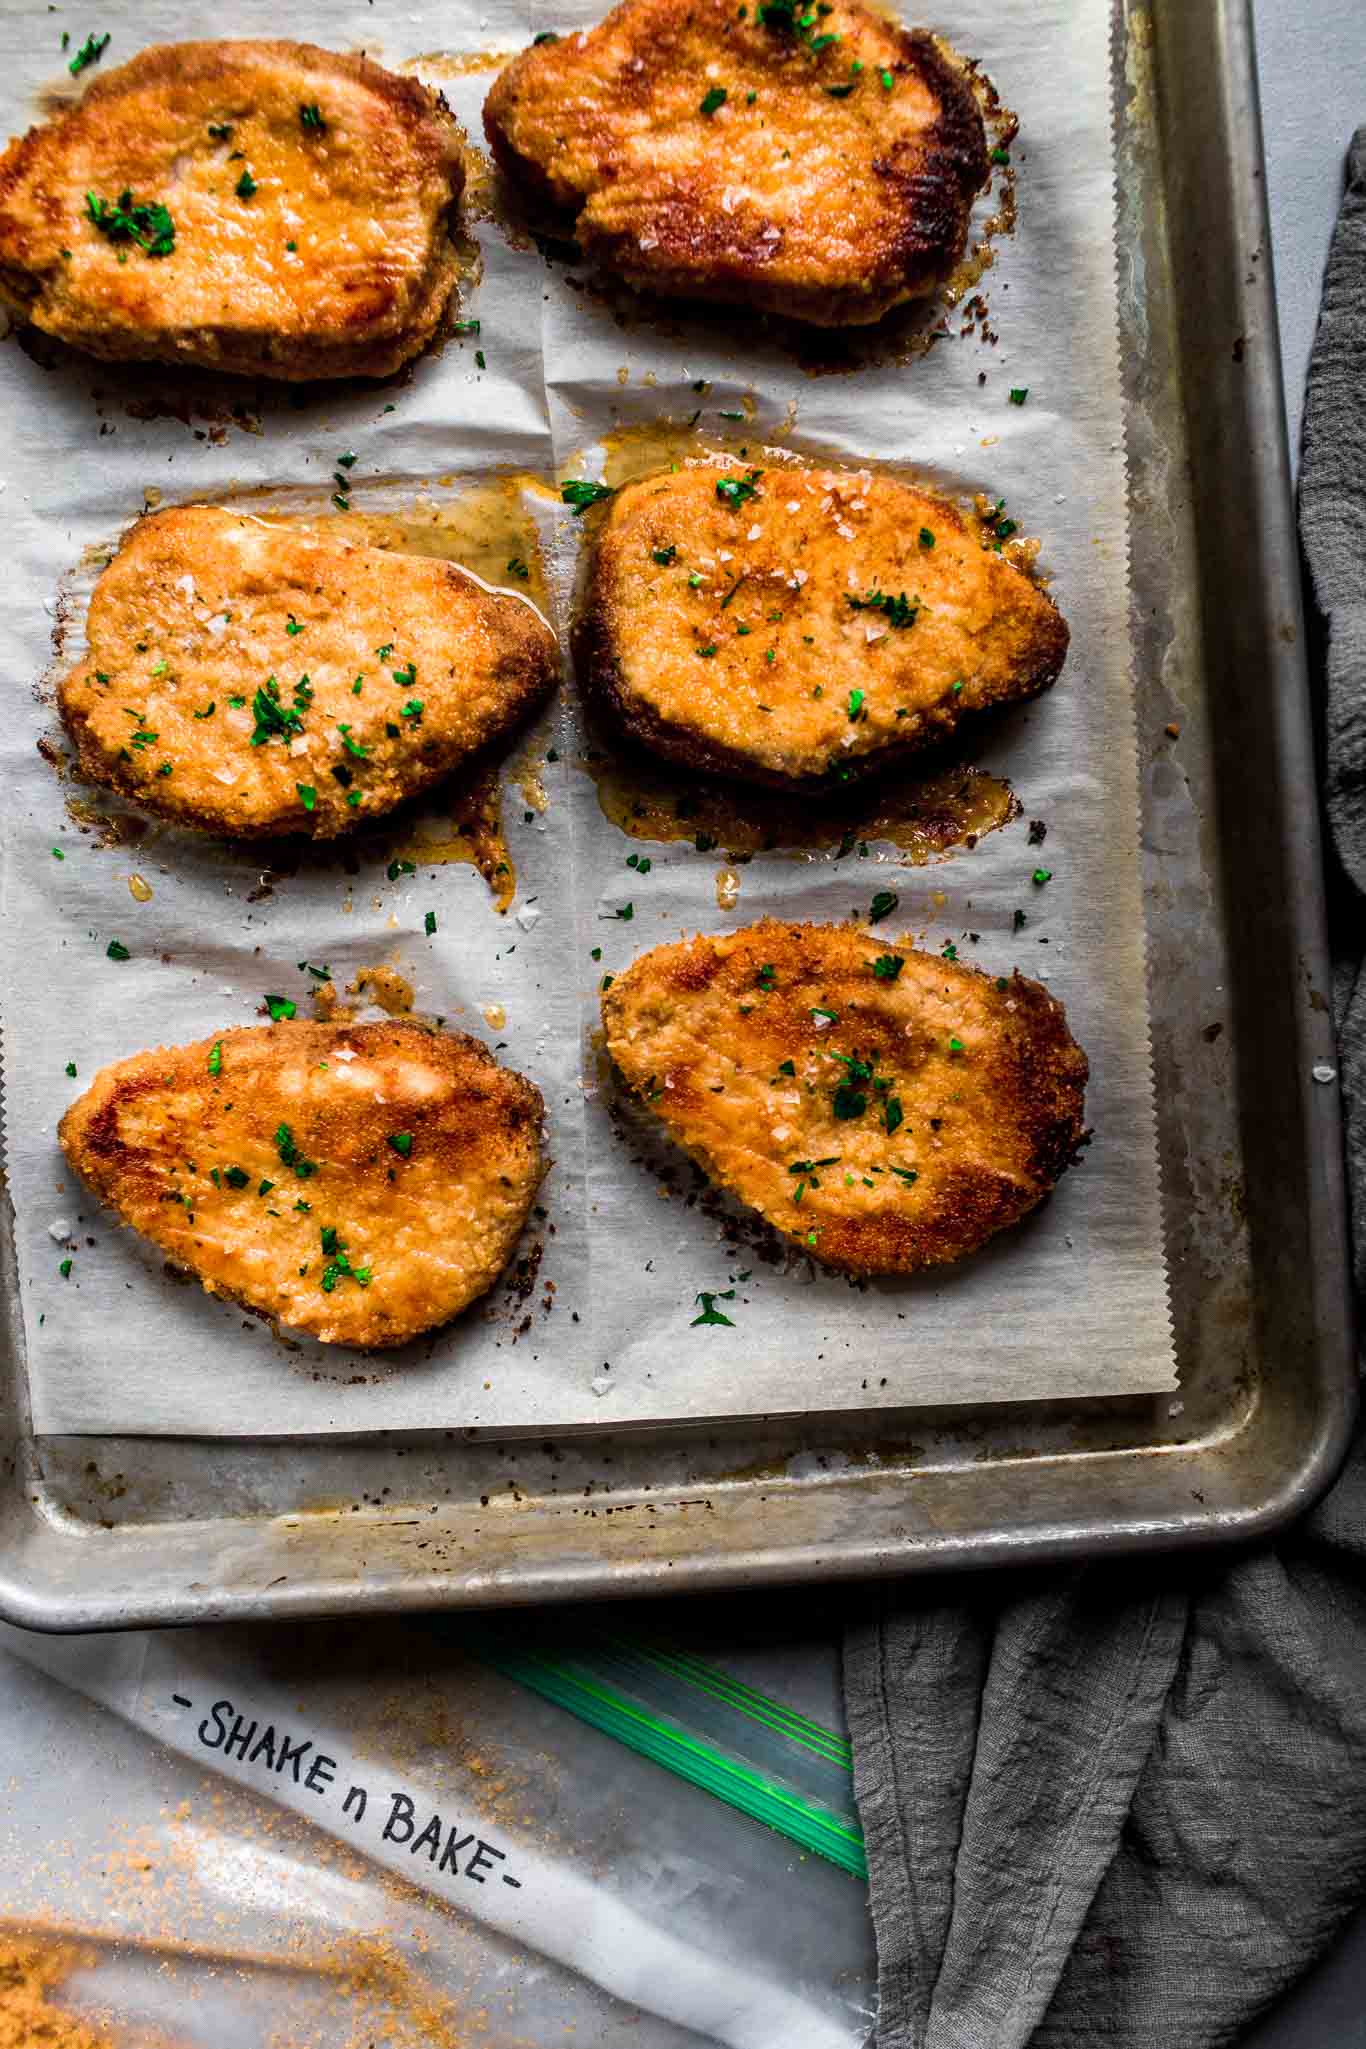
[207,122,233,141]
[297,783,317,812]
[777,1059,796,1076]
[847,588,918,628]
[871,953,904,981]
[319,1226,372,1293]
[475,350,486,369]
[691,1290,736,1328]
[533,28,560,40]
[251,674,309,747]
[982,498,1018,547]
[400,699,424,721]
[453,318,481,335]
[948,1036,965,1054]
[756,962,777,990]
[919,527,935,548]
[720,574,747,609]
[60,1257,73,1279]
[884,1096,904,1135]
[1009,387,1029,405]
[207,1042,223,1075]
[222,1165,250,1190]
[235,168,258,201]
[757,0,840,56]
[625,852,652,873]
[652,544,677,567]
[299,102,326,133]
[1032,867,1053,885]
[614,902,634,921]
[847,689,864,721]
[716,469,762,509]
[298,961,331,980]
[69,31,110,75]
[265,995,296,1022]
[275,1122,318,1178]
[696,643,719,658]
[337,722,368,759]
[424,910,437,935]
[810,1005,839,1024]
[387,858,416,881]
[890,1165,919,1184]
[285,615,304,636]
[85,188,175,258]
[387,1132,413,1159]
[824,82,856,96]
[868,890,898,924]
[194,703,216,720]
[561,479,614,513]
[991,145,1010,164]
[390,662,417,689]
[507,556,531,580]
[65,1061,77,1077]
[832,1081,866,1120]
[52,847,65,860]
[942,940,959,960]
[880,68,894,89]
[105,939,130,961]
[700,86,727,115]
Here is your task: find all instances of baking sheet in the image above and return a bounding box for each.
[0,0,1174,1436]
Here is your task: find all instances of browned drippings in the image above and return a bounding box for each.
[351,965,416,1016]
[64,794,152,848]
[599,424,800,493]
[314,964,422,1025]
[391,765,517,913]
[402,48,518,79]
[590,750,1017,863]
[287,478,554,617]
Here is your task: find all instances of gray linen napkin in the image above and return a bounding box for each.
[843,124,1366,2049]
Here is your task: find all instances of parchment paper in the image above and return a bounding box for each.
[0,0,1175,1435]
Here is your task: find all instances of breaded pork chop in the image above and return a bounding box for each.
[577,464,1068,791]
[485,0,987,326]
[602,920,1087,1272]
[0,41,463,379]
[60,1021,545,1347]
[58,506,556,840]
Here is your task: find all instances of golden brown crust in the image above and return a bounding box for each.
[0,40,465,378]
[484,0,987,326]
[575,463,1068,791]
[57,505,557,840]
[59,1020,545,1347]
[601,919,1087,1273]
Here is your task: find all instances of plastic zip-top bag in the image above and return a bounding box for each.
[1,1614,875,2047]
[467,1617,866,1878]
